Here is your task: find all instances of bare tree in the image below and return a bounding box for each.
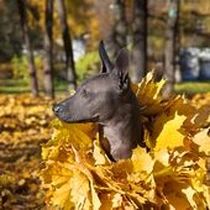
[43,0,54,98]
[131,0,148,83]
[108,0,127,58]
[56,0,77,89]
[16,0,39,96]
[163,0,180,97]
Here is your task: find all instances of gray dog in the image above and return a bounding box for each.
[53,41,143,161]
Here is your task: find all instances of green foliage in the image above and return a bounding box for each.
[11,55,43,84]
[0,79,29,94]
[75,51,100,81]
[175,82,210,94]
[11,55,29,81]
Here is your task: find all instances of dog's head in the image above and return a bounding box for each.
[53,41,132,123]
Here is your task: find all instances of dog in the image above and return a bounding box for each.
[53,41,143,161]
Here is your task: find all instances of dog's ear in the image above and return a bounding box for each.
[112,48,129,91]
[99,41,113,73]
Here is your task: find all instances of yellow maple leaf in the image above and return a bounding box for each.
[131,147,154,175]
[42,161,74,209]
[42,157,101,210]
[164,186,192,210]
[153,147,209,209]
[92,137,108,165]
[99,194,113,210]
[42,119,96,161]
[112,193,123,208]
[153,112,186,151]
[193,105,210,128]
[50,166,92,210]
[41,71,210,209]
[193,128,210,155]
[69,170,92,210]
[131,71,167,115]
[182,187,206,210]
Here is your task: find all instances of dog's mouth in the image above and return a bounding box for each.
[55,115,100,124]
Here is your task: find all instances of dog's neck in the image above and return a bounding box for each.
[100,91,142,161]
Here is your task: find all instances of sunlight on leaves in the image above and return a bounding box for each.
[41,71,210,209]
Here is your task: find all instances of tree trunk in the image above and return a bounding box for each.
[131,0,148,83]
[108,0,127,58]
[16,0,39,96]
[163,0,180,97]
[43,0,54,98]
[56,0,77,89]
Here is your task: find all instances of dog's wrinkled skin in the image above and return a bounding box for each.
[53,41,143,161]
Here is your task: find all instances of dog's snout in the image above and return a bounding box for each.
[53,104,63,113]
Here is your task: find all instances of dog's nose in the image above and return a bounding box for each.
[53,104,63,113]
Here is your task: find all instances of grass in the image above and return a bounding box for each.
[0,78,68,94]
[1,79,210,95]
[175,81,210,94]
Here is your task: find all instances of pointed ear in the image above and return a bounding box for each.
[112,48,130,90]
[98,41,113,73]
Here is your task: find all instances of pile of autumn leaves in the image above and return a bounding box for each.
[0,94,53,209]
[41,72,210,210]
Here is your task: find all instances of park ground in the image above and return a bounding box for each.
[0,81,210,209]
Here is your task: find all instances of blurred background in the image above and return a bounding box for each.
[0,0,210,97]
[0,0,210,209]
